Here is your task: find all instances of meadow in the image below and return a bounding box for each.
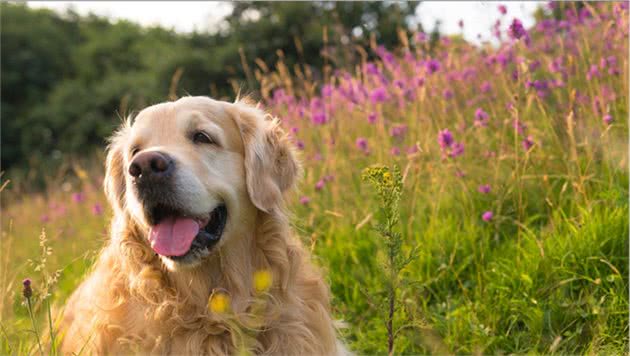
[1,2,628,354]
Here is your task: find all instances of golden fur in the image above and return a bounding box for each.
[60,97,344,355]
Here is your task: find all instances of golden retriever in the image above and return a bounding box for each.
[60,96,347,355]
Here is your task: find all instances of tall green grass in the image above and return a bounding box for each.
[1,2,628,354]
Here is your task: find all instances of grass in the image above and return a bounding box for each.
[1,2,628,354]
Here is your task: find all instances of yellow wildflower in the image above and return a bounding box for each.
[253,269,273,293]
[208,290,230,313]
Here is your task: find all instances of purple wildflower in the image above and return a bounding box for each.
[72,192,85,203]
[296,140,305,150]
[426,59,441,74]
[369,87,388,104]
[443,89,454,100]
[40,214,50,223]
[587,64,600,80]
[311,112,328,125]
[474,108,489,127]
[522,136,534,150]
[407,144,419,154]
[480,81,492,93]
[367,112,377,124]
[498,4,507,15]
[92,203,103,216]
[508,18,527,40]
[299,196,310,205]
[482,211,494,222]
[389,124,408,139]
[513,119,527,135]
[603,114,613,125]
[356,137,368,152]
[315,180,325,191]
[438,129,454,149]
[416,32,428,43]
[449,142,465,158]
[390,147,401,156]
[478,184,491,194]
[22,278,33,298]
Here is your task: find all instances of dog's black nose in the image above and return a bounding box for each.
[128,151,173,179]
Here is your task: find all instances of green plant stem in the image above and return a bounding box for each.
[26,297,44,356]
[47,298,55,355]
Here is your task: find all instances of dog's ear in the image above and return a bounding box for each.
[230,101,301,213]
[104,122,131,214]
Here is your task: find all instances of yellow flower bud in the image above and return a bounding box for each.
[253,269,273,293]
[208,290,230,314]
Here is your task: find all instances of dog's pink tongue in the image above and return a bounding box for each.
[149,217,200,256]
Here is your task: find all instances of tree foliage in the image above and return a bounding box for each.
[1,2,421,179]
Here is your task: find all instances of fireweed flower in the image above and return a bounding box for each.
[72,192,85,203]
[367,112,377,124]
[474,108,489,127]
[513,119,527,135]
[603,114,613,125]
[369,87,388,104]
[389,124,408,139]
[478,184,492,194]
[482,211,494,222]
[315,180,325,191]
[480,81,491,93]
[23,278,33,299]
[426,59,441,74]
[449,142,465,158]
[587,64,600,80]
[508,18,527,40]
[438,129,454,149]
[522,136,534,150]
[415,32,428,43]
[299,196,310,205]
[356,137,369,152]
[311,112,328,125]
[92,203,103,216]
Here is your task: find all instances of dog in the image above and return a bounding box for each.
[60,96,347,355]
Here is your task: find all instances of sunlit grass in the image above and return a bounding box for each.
[1,2,628,354]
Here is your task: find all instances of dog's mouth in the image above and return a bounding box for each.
[147,204,228,261]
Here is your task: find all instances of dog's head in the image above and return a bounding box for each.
[104,96,300,269]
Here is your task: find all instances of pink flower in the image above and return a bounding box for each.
[478,184,491,194]
[603,114,613,125]
[522,136,534,150]
[356,137,368,152]
[92,203,103,216]
[449,142,465,158]
[72,192,85,203]
[498,4,507,15]
[315,180,325,191]
[438,129,454,149]
[367,112,377,124]
[390,147,401,156]
[482,211,494,222]
[299,196,310,205]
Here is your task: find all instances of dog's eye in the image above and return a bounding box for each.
[130,147,140,156]
[192,132,214,145]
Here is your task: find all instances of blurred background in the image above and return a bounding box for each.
[2,1,538,192]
